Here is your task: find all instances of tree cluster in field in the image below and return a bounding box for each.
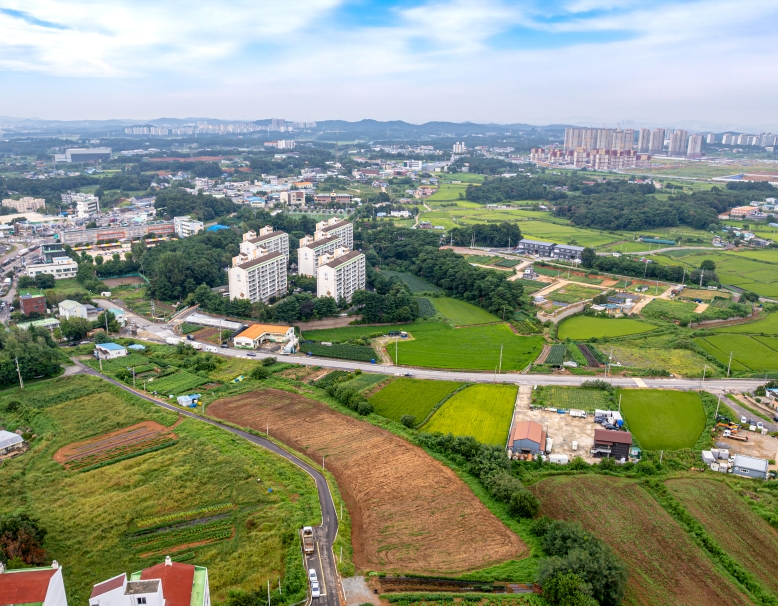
[448,157,525,175]
[416,433,540,519]
[581,248,713,285]
[249,357,277,380]
[58,310,121,341]
[0,513,48,568]
[326,382,374,416]
[153,190,238,221]
[448,222,523,247]
[465,175,568,203]
[0,326,62,388]
[532,518,628,606]
[352,273,420,323]
[362,226,528,316]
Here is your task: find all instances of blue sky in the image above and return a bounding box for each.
[0,0,776,127]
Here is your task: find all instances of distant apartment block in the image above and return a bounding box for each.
[238,226,289,261]
[317,248,366,303]
[563,127,635,152]
[298,234,342,276]
[280,190,306,206]
[54,147,112,163]
[403,160,423,171]
[649,128,666,154]
[173,216,204,238]
[452,142,467,154]
[667,129,688,156]
[637,128,651,153]
[2,196,45,212]
[687,134,703,158]
[313,192,353,205]
[315,218,353,250]
[706,133,716,144]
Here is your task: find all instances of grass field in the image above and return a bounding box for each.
[381,270,444,293]
[641,299,698,322]
[695,334,778,372]
[532,476,753,606]
[609,346,718,377]
[619,389,706,450]
[532,386,611,411]
[432,297,502,325]
[369,378,462,423]
[557,316,655,340]
[424,384,517,445]
[0,375,319,606]
[712,312,778,335]
[547,283,602,304]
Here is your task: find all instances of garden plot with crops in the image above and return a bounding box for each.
[432,296,502,325]
[557,316,655,340]
[532,386,611,411]
[547,284,602,304]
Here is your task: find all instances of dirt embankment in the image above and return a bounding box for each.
[531,475,752,606]
[209,389,525,574]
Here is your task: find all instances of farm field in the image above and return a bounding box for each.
[301,322,419,342]
[547,283,602,304]
[619,389,706,450]
[641,298,698,322]
[209,388,525,573]
[667,478,778,595]
[424,384,517,445]
[557,316,655,340]
[531,475,752,606]
[0,375,320,606]
[712,312,778,335]
[609,345,717,377]
[380,270,444,293]
[391,323,544,371]
[531,386,611,411]
[696,334,778,372]
[432,296,502,325]
[677,288,730,302]
[510,221,618,248]
[369,378,462,423]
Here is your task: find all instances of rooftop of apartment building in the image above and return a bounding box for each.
[318,220,350,233]
[303,234,340,248]
[320,250,364,269]
[237,251,284,271]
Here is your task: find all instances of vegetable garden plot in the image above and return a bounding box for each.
[545,344,567,366]
[148,370,210,394]
[299,342,377,362]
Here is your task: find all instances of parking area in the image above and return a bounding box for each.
[512,407,597,462]
[714,432,778,469]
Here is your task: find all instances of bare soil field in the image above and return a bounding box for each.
[531,475,751,606]
[209,389,525,574]
[103,276,145,287]
[296,315,363,331]
[276,366,329,382]
[667,478,778,594]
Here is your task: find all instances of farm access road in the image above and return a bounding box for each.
[73,360,344,606]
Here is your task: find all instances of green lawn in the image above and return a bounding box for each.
[391,323,544,371]
[557,316,655,340]
[0,375,319,606]
[432,297,502,325]
[547,284,602,304]
[369,378,462,423]
[619,389,706,450]
[424,384,517,445]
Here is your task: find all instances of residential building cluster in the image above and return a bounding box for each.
[62,191,100,217]
[515,238,584,261]
[719,132,778,147]
[2,196,45,212]
[531,148,651,169]
[123,119,316,136]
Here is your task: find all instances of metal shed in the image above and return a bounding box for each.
[732,454,769,480]
[509,421,547,456]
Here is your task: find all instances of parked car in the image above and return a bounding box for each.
[757,422,764,430]
[246,352,256,357]
[220,343,229,348]
[740,416,748,424]
[308,569,320,598]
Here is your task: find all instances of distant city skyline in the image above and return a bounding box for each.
[0,0,776,128]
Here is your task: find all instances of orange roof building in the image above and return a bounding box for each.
[233,323,295,349]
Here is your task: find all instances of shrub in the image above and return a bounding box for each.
[580,379,613,392]
[508,489,540,519]
[250,366,271,380]
[530,515,553,537]
[356,401,373,416]
[400,414,417,428]
[542,572,597,606]
[483,471,524,502]
[261,356,277,367]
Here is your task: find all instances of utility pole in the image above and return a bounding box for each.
[727,351,733,378]
[132,367,136,388]
[715,393,722,418]
[14,357,23,389]
[498,344,503,374]
[395,337,399,365]
[700,365,707,391]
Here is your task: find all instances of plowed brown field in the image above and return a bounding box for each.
[531,475,751,606]
[668,478,778,595]
[208,388,526,574]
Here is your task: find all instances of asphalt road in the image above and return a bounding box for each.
[75,361,343,606]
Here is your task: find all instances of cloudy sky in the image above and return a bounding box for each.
[0,0,776,127]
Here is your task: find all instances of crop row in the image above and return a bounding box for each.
[68,437,175,470]
[129,519,234,548]
[313,370,350,388]
[577,344,601,367]
[148,371,209,394]
[136,502,234,528]
[299,343,376,362]
[415,297,437,318]
[545,344,567,366]
[76,440,178,473]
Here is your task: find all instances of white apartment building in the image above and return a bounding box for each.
[229,250,287,303]
[315,218,353,250]
[61,192,100,217]
[403,160,423,170]
[2,197,45,213]
[173,216,204,237]
[317,249,366,303]
[298,234,341,277]
[280,190,306,206]
[687,134,703,158]
[238,226,289,261]
[27,256,79,280]
[453,142,467,154]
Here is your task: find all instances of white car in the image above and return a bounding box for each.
[311,581,320,598]
[757,422,764,431]
[741,416,747,424]
[308,569,318,584]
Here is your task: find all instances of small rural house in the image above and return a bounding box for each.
[0,561,68,606]
[508,421,546,456]
[89,557,210,606]
[0,429,28,458]
[591,429,632,460]
[233,323,295,349]
[94,343,128,360]
[59,299,87,320]
[732,454,769,480]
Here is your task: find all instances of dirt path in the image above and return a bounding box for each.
[209,389,526,574]
[694,302,709,313]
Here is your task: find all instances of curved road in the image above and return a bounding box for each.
[76,361,343,606]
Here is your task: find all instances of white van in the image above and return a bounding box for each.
[205,345,218,353]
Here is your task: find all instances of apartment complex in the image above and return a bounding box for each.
[687,134,703,158]
[228,251,287,303]
[668,129,688,156]
[173,216,204,237]
[2,197,45,212]
[317,248,366,303]
[315,218,354,250]
[298,234,341,276]
[238,226,289,260]
[563,127,636,153]
[532,148,650,169]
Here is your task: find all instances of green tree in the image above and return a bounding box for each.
[700,259,716,271]
[581,247,597,269]
[250,365,270,380]
[508,489,540,519]
[400,415,416,428]
[60,317,91,341]
[541,572,597,606]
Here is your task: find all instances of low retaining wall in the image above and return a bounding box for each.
[536,300,589,324]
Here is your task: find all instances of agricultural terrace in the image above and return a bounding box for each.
[0,375,320,606]
[380,270,444,293]
[695,334,778,373]
[209,388,525,573]
[432,297,502,325]
[557,316,655,340]
[667,479,778,595]
[619,389,706,450]
[711,312,778,335]
[424,384,517,445]
[369,378,463,423]
[532,476,752,606]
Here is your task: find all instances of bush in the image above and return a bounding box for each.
[508,489,540,519]
[483,471,524,502]
[400,414,417,428]
[250,366,271,380]
[580,379,613,392]
[542,572,597,606]
[356,401,373,416]
[261,356,277,367]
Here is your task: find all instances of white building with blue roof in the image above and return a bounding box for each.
[94,342,128,360]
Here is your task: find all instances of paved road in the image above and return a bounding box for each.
[75,361,343,606]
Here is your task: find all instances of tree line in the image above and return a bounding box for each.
[466,175,568,203]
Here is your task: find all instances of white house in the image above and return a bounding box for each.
[59,299,88,319]
[95,343,128,359]
[233,324,295,349]
[0,561,68,606]
[89,557,210,606]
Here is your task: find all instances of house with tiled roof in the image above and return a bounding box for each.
[0,561,68,606]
